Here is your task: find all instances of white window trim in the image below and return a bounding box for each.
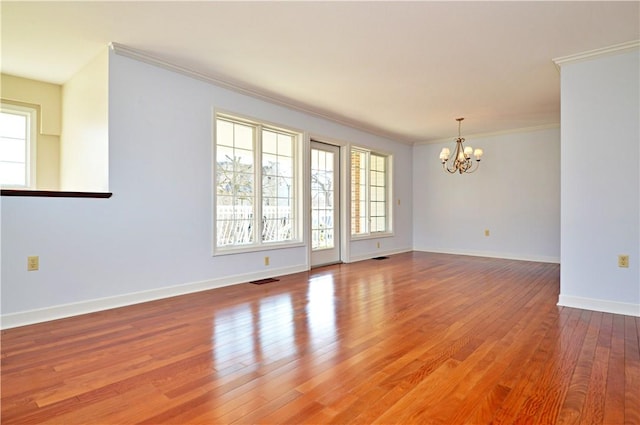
[212,111,304,256]
[0,102,37,189]
[350,146,394,240]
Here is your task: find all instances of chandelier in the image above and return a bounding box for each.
[439,118,483,174]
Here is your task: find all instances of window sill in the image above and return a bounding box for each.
[351,231,394,241]
[213,241,305,256]
[1,189,112,198]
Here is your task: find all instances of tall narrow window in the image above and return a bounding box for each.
[351,147,391,236]
[215,114,300,252]
[369,153,387,232]
[261,129,294,243]
[216,118,255,247]
[0,104,37,188]
[351,149,368,235]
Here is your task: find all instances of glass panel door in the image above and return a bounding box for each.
[310,141,340,267]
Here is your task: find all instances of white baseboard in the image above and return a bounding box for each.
[347,247,413,263]
[558,294,640,317]
[1,264,308,330]
[413,247,560,264]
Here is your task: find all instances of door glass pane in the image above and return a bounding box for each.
[311,149,335,250]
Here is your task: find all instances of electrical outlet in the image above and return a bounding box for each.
[27,256,39,271]
[264,256,270,266]
[484,229,490,237]
[377,242,381,249]
[618,255,629,268]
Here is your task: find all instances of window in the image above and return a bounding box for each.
[0,103,37,188]
[215,114,301,252]
[351,147,391,236]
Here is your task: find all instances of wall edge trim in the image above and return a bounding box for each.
[1,264,308,330]
[109,42,412,145]
[346,247,413,263]
[417,123,560,145]
[558,294,640,317]
[412,247,560,264]
[553,40,640,68]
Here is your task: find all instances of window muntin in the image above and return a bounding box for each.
[215,114,300,252]
[351,148,391,236]
[0,104,37,188]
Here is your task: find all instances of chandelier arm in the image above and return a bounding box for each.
[465,160,480,173]
[442,161,457,173]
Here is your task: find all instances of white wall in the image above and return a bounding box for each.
[0,49,413,327]
[413,127,560,262]
[60,48,109,191]
[558,48,639,317]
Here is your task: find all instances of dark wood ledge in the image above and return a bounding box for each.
[1,189,112,198]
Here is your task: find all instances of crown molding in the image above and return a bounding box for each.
[416,123,560,145]
[109,42,414,145]
[552,40,640,70]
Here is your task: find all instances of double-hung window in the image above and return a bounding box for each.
[0,103,37,188]
[214,114,301,252]
[351,147,392,236]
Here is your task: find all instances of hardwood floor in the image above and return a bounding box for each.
[2,252,638,424]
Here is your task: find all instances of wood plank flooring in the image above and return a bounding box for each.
[2,252,638,424]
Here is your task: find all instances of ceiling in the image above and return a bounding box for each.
[1,1,639,143]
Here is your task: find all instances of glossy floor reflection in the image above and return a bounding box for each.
[212,275,339,373]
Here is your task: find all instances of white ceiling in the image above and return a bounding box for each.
[2,1,639,143]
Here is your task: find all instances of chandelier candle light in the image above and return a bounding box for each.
[439,118,483,174]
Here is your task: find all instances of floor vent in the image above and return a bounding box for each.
[372,256,389,260]
[250,278,280,285]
